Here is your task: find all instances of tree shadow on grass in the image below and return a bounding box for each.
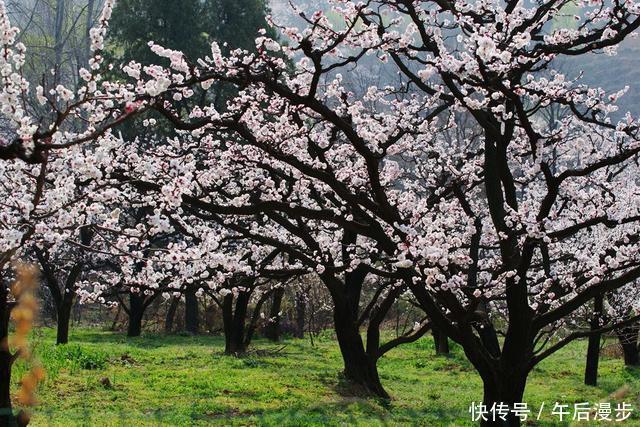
[65,329,227,349]
[199,400,462,426]
[70,330,317,353]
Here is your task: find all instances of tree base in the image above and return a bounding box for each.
[337,371,390,400]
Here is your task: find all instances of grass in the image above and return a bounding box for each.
[10,327,640,426]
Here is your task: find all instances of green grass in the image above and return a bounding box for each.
[10,328,640,426]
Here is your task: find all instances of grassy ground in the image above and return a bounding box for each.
[10,328,640,426]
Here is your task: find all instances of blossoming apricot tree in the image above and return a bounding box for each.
[0,1,639,426]
[89,0,640,421]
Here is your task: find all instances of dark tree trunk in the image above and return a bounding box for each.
[469,304,531,427]
[225,335,246,354]
[164,296,179,334]
[467,335,530,427]
[320,260,389,399]
[127,293,145,337]
[584,335,601,386]
[35,249,84,346]
[432,327,450,355]
[479,371,528,427]
[474,302,502,358]
[222,292,250,355]
[231,292,249,353]
[476,321,502,358]
[0,287,15,426]
[264,288,284,341]
[584,296,603,386]
[53,0,66,70]
[56,293,74,345]
[0,349,13,427]
[616,324,640,366]
[333,297,388,399]
[294,291,306,339]
[184,286,199,335]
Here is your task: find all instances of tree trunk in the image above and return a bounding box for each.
[479,371,528,427]
[225,337,246,354]
[127,293,145,337]
[222,293,250,355]
[584,296,603,386]
[56,293,74,345]
[184,286,199,335]
[231,291,249,353]
[474,302,502,358]
[471,313,530,427]
[53,0,66,71]
[164,296,179,334]
[36,250,83,345]
[0,287,15,426]
[0,349,13,426]
[294,291,305,339]
[333,298,388,398]
[616,324,640,366]
[264,288,284,341]
[433,327,450,355]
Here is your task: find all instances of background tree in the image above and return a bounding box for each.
[98,0,277,338]
[32,227,93,345]
[106,0,275,131]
